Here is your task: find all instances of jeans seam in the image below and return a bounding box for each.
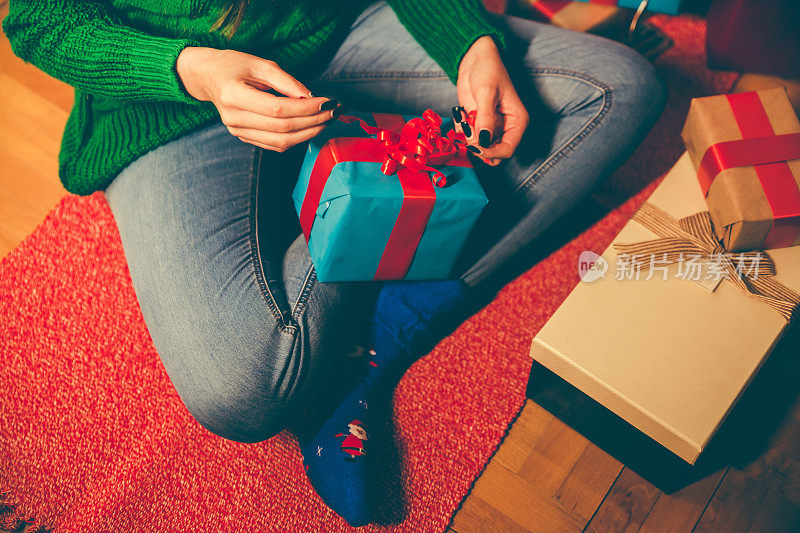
[514,68,613,194]
[290,262,318,322]
[248,147,291,329]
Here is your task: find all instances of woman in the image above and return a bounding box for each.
[4,0,665,525]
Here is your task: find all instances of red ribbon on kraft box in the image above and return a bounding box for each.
[697,92,800,249]
[298,110,473,280]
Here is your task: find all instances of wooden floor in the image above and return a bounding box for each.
[0,2,69,258]
[3,3,800,531]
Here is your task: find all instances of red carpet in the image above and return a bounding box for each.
[0,14,735,533]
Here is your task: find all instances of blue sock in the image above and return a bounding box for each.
[298,279,471,526]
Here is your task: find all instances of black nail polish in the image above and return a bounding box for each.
[466,145,481,154]
[461,121,472,138]
[451,106,463,122]
[479,129,491,148]
[331,104,347,118]
[320,99,339,112]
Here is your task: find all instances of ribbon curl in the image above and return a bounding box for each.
[614,203,800,322]
[338,109,471,187]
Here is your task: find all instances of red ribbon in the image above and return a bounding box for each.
[697,91,800,249]
[298,110,473,280]
[532,1,571,20]
[697,133,800,195]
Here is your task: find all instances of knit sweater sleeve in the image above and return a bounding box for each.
[386,0,507,83]
[3,0,199,103]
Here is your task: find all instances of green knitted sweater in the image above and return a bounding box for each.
[3,0,505,195]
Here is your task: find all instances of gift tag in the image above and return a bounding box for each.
[677,257,724,294]
[691,271,723,293]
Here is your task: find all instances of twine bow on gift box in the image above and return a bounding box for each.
[614,203,800,322]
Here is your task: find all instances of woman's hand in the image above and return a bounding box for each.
[176,47,340,152]
[454,36,529,166]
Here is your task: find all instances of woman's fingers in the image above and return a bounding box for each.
[223,108,335,134]
[476,95,529,160]
[224,83,330,118]
[473,85,498,148]
[478,129,522,159]
[238,138,283,152]
[229,123,327,152]
[179,47,342,154]
[452,96,474,138]
[249,58,313,98]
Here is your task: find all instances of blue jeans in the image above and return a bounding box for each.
[105,2,665,443]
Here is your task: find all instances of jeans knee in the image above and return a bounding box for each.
[184,385,291,443]
[605,45,667,122]
[176,345,303,443]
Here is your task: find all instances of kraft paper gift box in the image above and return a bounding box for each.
[513,1,616,28]
[292,110,488,282]
[519,0,681,24]
[529,153,800,464]
[574,0,681,14]
[681,88,800,252]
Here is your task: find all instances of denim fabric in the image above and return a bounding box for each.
[104,1,666,442]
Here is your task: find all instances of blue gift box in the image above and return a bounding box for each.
[292,111,488,282]
[574,0,681,15]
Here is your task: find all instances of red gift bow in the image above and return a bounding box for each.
[299,109,474,280]
[697,91,800,249]
[337,108,473,187]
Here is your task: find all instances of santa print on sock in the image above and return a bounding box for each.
[336,420,367,462]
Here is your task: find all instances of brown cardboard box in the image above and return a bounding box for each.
[733,73,800,116]
[681,88,800,252]
[529,153,800,464]
[509,1,673,59]
[509,1,621,31]
[540,1,620,31]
